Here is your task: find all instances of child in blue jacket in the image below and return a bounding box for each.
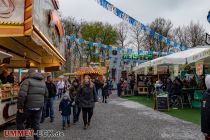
[59,93,72,130]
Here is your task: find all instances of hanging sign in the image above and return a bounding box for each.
[196,61,204,76]
[174,65,179,77]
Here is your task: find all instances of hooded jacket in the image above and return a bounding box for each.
[59,94,71,116]
[201,75,210,135]
[17,72,48,109]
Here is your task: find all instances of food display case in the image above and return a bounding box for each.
[0,84,19,126]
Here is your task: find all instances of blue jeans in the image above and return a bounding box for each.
[46,97,55,119]
[62,115,70,127]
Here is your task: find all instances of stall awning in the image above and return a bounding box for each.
[133,46,210,71]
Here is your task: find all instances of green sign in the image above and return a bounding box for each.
[122,54,153,60]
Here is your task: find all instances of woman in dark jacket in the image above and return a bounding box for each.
[102,81,109,103]
[76,75,98,130]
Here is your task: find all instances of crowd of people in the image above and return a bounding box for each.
[144,76,207,100]
[117,76,136,97]
[15,69,114,140]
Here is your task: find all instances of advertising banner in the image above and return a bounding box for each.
[196,61,203,76]
[33,0,65,57]
[0,0,24,23]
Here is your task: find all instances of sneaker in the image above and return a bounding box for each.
[105,100,107,103]
[68,124,70,127]
[62,127,65,130]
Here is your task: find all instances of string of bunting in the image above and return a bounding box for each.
[95,0,182,50]
[66,35,173,56]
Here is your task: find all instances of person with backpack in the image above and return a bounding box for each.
[76,75,98,130]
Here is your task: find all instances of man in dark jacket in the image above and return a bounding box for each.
[202,75,210,140]
[16,69,48,140]
[45,76,57,122]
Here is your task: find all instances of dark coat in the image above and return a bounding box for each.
[76,84,98,108]
[69,86,79,102]
[59,99,71,116]
[166,81,173,93]
[17,72,48,109]
[102,84,109,97]
[94,80,103,90]
[129,79,135,89]
[0,74,7,84]
[46,82,57,98]
[171,82,182,95]
[201,89,210,135]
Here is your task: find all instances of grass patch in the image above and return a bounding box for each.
[122,96,201,125]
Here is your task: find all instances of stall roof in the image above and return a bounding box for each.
[133,46,210,71]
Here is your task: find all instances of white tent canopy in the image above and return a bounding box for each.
[133,46,210,71]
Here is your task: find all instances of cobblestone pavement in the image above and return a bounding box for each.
[0,92,204,140]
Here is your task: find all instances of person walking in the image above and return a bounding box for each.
[107,77,113,97]
[45,76,56,122]
[76,75,98,130]
[129,76,135,95]
[57,79,65,99]
[102,81,109,103]
[117,78,124,97]
[69,80,80,124]
[16,69,48,140]
[59,93,72,130]
[201,75,210,140]
[94,77,103,99]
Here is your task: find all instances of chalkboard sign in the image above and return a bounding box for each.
[156,96,169,111]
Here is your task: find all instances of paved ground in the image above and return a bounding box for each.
[0,92,204,140]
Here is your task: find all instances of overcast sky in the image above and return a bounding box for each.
[59,0,210,32]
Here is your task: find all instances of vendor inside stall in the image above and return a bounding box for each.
[0,70,9,84]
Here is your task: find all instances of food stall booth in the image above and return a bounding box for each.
[76,66,106,83]
[0,0,66,126]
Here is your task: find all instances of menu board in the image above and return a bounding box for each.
[156,96,169,111]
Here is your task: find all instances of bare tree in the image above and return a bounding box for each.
[144,17,173,52]
[186,21,205,47]
[130,25,145,54]
[173,21,206,49]
[173,26,189,49]
[116,22,130,49]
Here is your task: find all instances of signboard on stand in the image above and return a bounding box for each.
[174,65,179,77]
[196,61,204,76]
